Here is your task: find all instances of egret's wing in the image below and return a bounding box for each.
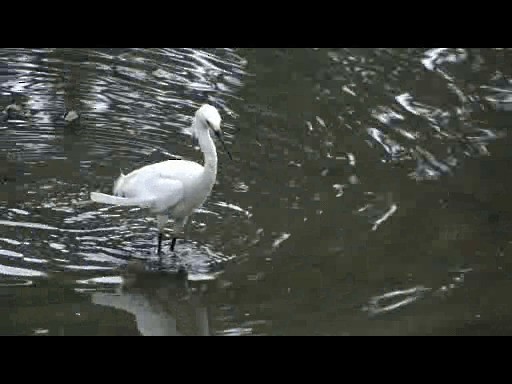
[145,177,184,211]
[109,160,187,211]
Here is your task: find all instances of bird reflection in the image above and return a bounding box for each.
[91,260,218,336]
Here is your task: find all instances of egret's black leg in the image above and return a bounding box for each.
[170,237,177,252]
[158,232,163,255]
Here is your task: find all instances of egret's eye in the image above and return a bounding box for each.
[206,120,212,129]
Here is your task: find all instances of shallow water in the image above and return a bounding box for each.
[1,48,512,335]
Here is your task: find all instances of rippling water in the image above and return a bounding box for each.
[1,48,512,335]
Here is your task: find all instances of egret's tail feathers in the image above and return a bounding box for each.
[90,192,153,208]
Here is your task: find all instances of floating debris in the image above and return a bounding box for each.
[272,232,291,249]
[3,102,22,115]
[364,286,431,316]
[64,110,80,122]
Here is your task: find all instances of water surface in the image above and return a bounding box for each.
[1,48,512,335]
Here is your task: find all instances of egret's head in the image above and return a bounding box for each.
[193,104,232,160]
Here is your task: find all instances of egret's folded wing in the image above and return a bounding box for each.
[146,177,184,210]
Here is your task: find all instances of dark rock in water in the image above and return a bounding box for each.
[2,100,23,121]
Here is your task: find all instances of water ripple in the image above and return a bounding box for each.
[364,286,432,316]
[0,219,124,234]
[0,264,47,277]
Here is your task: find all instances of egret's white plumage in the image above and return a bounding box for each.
[90,104,231,254]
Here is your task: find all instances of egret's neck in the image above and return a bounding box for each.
[197,128,217,177]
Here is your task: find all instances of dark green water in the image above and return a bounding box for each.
[1,48,512,335]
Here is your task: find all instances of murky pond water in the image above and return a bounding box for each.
[1,48,512,335]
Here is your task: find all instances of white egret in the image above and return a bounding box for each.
[90,104,232,254]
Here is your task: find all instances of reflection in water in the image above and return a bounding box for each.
[0,264,46,277]
[91,261,215,336]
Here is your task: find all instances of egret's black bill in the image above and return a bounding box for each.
[215,131,233,160]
